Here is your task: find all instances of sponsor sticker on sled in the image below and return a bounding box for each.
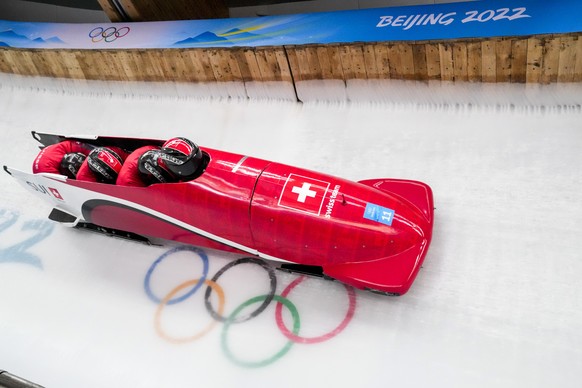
[363,203,395,226]
[278,174,330,215]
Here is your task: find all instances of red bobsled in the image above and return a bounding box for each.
[5,132,434,295]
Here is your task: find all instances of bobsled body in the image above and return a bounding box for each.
[5,133,434,295]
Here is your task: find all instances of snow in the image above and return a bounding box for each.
[0,73,581,388]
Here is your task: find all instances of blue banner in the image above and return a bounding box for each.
[0,0,580,49]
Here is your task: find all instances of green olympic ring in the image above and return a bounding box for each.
[221,294,300,368]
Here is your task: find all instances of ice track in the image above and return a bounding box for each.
[0,77,581,388]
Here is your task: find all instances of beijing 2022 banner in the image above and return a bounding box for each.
[1,0,581,49]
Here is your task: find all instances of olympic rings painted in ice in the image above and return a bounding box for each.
[144,246,209,305]
[88,26,130,43]
[204,257,277,323]
[145,246,357,367]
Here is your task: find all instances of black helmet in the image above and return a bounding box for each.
[59,152,86,179]
[138,150,176,185]
[87,147,124,184]
[159,137,204,180]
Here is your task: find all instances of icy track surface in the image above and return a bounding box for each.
[1,81,581,388]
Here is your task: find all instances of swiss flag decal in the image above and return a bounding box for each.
[49,187,64,200]
[278,174,330,215]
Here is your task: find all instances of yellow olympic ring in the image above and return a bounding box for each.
[154,278,225,344]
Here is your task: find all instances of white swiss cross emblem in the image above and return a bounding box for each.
[292,182,317,203]
[278,174,330,215]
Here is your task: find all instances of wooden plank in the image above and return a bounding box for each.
[225,49,244,82]
[3,49,22,75]
[135,50,154,81]
[43,50,67,78]
[466,41,482,82]
[481,39,496,82]
[293,46,311,81]
[326,45,345,80]
[208,49,232,82]
[274,47,292,83]
[412,43,428,81]
[103,50,124,81]
[541,36,560,84]
[59,50,84,79]
[117,0,228,21]
[557,35,578,82]
[373,44,390,79]
[111,50,133,81]
[264,47,285,82]
[339,45,354,80]
[129,49,146,81]
[254,48,274,82]
[158,49,179,81]
[510,38,528,83]
[526,37,543,83]
[495,38,512,82]
[191,49,216,82]
[452,42,468,82]
[386,43,402,79]
[16,50,41,77]
[241,48,263,82]
[425,43,440,80]
[95,0,123,22]
[154,49,173,80]
[314,46,332,79]
[575,35,582,82]
[1,49,23,75]
[399,43,415,80]
[74,50,96,80]
[162,49,185,82]
[438,43,454,81]
[362,44,378,79]
[0,50,14,74]
[304,46,322,81]
[230,48,252,82]
[102,50,122,81]
[285,46,301,82]
[349,45,368,79]
[386,43,410,80]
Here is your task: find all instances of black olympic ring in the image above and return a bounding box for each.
[88,26,130,43]
[204,257,277,324]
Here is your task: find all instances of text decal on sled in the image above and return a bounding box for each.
[363,203,395,226]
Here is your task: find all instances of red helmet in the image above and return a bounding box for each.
[138,150,175,185]
[159,137,204,180]
[59,152,86,179]
[87,147,124,184]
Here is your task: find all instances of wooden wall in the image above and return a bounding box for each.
[1,33,581,98]
[96,0,229,22]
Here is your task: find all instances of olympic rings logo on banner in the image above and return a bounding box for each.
[144,246,357,368]
[88,26,130,43]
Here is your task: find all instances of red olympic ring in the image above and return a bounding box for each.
[275,276,357,344]
[88,26,130,43]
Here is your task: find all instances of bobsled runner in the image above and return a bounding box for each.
[4,132,434,295]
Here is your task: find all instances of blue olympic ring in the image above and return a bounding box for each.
[144,246,209,305]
